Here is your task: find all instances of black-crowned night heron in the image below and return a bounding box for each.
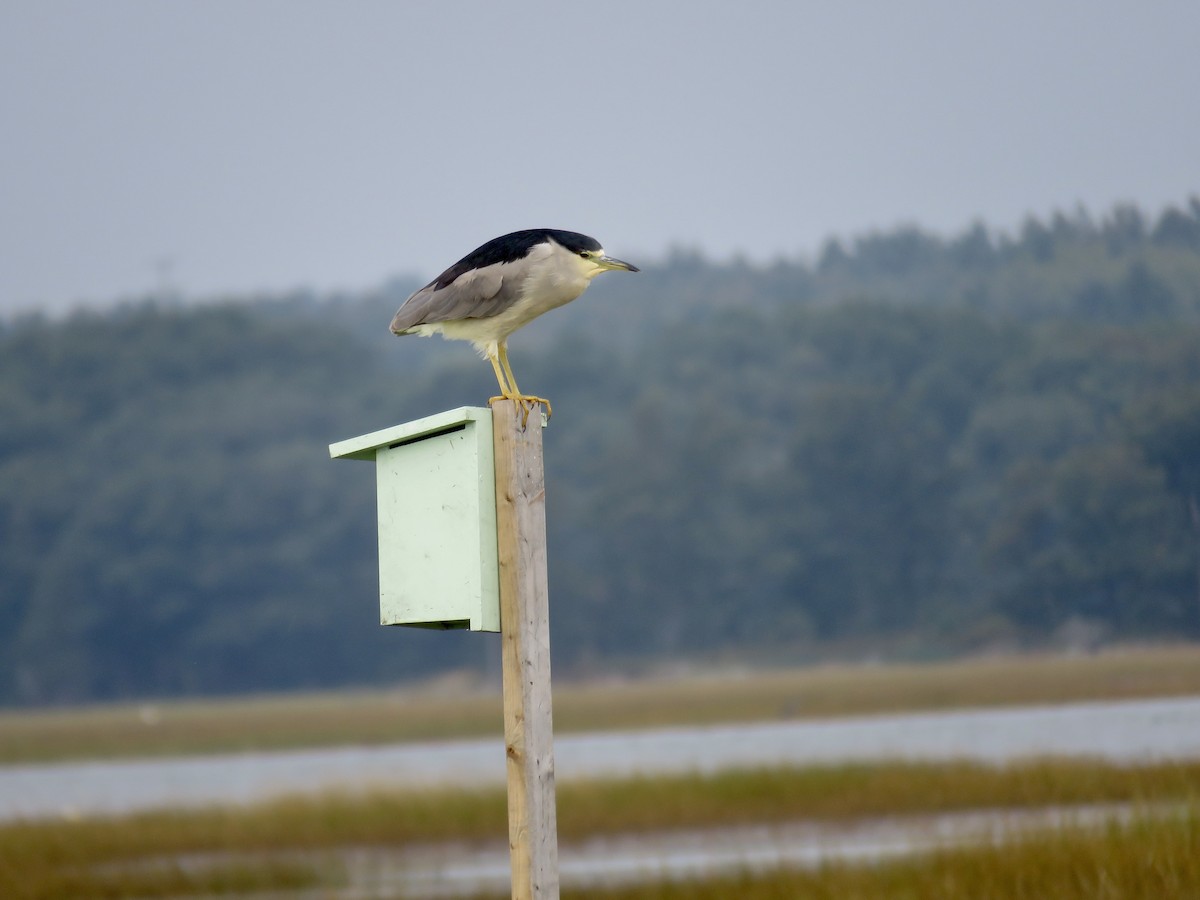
[390,228,638,418]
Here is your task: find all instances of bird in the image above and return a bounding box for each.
[390,228,639,419]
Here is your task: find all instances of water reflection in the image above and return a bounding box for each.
[2,696,1197,821]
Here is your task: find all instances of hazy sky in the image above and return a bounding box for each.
[2,1,1198,315]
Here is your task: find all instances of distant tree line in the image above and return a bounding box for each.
[1,199,1199,704]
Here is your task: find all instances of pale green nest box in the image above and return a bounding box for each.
[329,407,499,632]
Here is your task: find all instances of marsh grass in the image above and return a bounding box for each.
[555,758,1200,836]
[542,811,1200,900]
[3,645,1199,764]
[2,757,1198,899]
[2,856,327,900]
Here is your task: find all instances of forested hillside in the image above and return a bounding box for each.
[3,201,1200,705]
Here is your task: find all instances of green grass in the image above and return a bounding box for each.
[3,644,1200,764]
[0,856,326,900]
[2,757,1198,899]
[540,811,1200,900]
[555,758,1200,836]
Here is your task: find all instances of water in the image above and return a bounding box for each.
[382,803,1156,898]
[2,695,1197,821]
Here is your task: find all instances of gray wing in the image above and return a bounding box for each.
[390,264,526,333]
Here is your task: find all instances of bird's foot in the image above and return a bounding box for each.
[489,394,552,428]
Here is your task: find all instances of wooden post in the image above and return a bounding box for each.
[492,400,559,900]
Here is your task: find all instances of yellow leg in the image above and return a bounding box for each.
[488,351,513,398]
[488,342,552,426]
[498,343,522,397]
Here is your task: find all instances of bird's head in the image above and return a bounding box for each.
[550,230,640,280]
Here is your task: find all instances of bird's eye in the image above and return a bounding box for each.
[578,250,591,258]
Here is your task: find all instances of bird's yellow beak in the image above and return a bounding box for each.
[597,255,639,273]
